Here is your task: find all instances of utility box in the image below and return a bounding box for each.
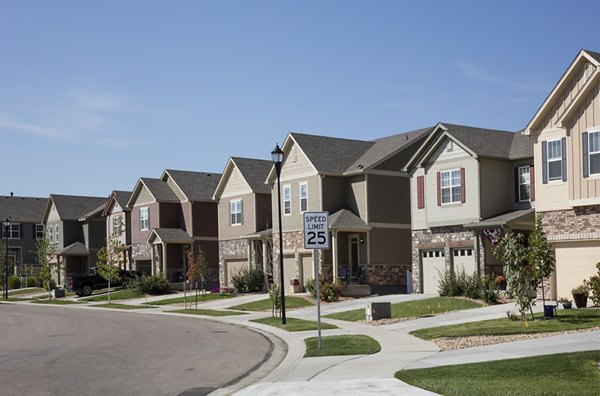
[365,302,391,321]
[52,289,66,298]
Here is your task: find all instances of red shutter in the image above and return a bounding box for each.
[460,167,466,203]
[514,167,520,202]
[436,172,441,206]
[417,176,425,209]
[530,164,535,201]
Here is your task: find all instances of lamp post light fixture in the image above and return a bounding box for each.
[3,217,10,300]
[271,143,286,325]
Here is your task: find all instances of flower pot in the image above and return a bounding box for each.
[561,301,572,309]
[572,293,588,308]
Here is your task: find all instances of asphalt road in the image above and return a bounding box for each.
[0,304,279,396]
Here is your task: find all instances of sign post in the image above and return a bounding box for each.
[303,211,330,350]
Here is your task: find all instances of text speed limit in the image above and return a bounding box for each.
[303,211,330,250]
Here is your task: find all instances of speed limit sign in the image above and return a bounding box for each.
[303,211,330,250]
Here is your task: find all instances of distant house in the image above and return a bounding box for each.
[213,157,273,288]
[523,49,600,300]
[102,190,133,270]
[42,194,108,285]
[127,170,221,288]
[0,194,48,276]
[266,129,432,295]
[404,123,534,293]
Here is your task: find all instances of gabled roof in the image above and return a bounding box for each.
[56,241,89,256]
[162,169,221,202]
[127,178,179,207]
[147,228,194,244]
[44,194,108,223]
[405,122,533,170]
[79,202,107,222]
[102,190,133,217]
[524,49,600,134]
[213,157,272,200]
[463,208,535,230]
[329,209,371,232]
[0,195,48,223]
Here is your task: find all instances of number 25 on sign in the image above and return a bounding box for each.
[303,212,330,250]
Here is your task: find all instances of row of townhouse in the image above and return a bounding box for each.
[2,49,597,299]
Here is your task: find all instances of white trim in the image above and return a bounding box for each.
[299,181,308,213]
[568,197,600,207]
[440,168,461,204]
[139,207,150,231]
[588,129,600,176]
[229,199,243,226]
[546,139,563,181]
[35,224,45,239]
[518,166,531,202]
[283,184,292,216]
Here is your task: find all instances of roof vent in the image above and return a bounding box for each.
[357,164,364,169]
[585,63,593,80]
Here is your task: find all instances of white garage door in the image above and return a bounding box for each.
[421,250,445,294]
[452,248,477,275]
[301,254,314,289]
[226,259,247,288]
[554,241,600,300]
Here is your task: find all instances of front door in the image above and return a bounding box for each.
[349,234,359,279]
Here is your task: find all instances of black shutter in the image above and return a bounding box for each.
[514,167,520,202]
[561,137,567,182]
[541,141,548,184]
[530,165,535,201]
[20,224,23,239]
[583,132,589,178]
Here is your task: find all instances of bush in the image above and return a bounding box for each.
[8,275,21,290]
[438,269,490,301]
[588,262,600,306]
[305,277,345,302]
[132,275,172,295]
[481,275,499,305]
[231,266,264,293]
[26,276,38,287]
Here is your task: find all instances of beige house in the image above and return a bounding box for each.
[266,129,433,295]
[102,190,133,270]
[523,49,600,300]
[213,157,273,288]
[405,123,534,293]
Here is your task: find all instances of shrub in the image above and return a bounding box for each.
[26,276,38,287]
[231,266,264,293]
[481,275,499,305]
[8,275,21,290]
[588,262,600,306]
[305,277,345,302]
[132,275,172,295]
[438,269,491,301]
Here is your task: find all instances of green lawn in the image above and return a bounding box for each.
[169,308,247,316]
[411,308,600,340]
[144,293,236,305]
[32,299,87,305]
[396,350,600,396]
[8,288,46,296]
[325,297,483,322]
[251,316,338,332]
[92,303,154,310]
[81,289,144,302]
[229,296,314,311]
[304,335,380,357]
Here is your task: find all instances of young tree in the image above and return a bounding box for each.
[527,215,555,307]
[187,246,209,309]
[34,233,57,298]
[96,234,126,303]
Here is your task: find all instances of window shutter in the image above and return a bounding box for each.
[20,224,23,239]
[583,132,589,178]
[541,141,548,184]
[514,167,519,202]
[561,137,567,182]
[436,172,441,206]
[228,202,232,226]
[417,176,425,209]
[530,165,535,201]
[32,224,36,239]
[240,201,244,225]
[460,167,466,203]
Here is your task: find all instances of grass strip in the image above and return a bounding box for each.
[304,334,380,357]
[169,308,247,316]
[325,297,483,322]
[8,288,46,296]
[229,296,314,311]
[411,308,600,340]
[81,289,144,302]
[32,299,87,305]
[92,303,154,310]
[396,350,600,396]
[252,316,338,332]
[144,293,236,305]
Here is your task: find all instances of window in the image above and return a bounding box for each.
[230,200,243,225]
[283,185,291,215]
[48,227,53,242]
[589,131,600,175]
[139,207,149,230]
[54,225,59,242]
[440,169,461,204]
[3,223,20,239]
[36,224,44,239]
[547,139,563,181]
[518,166,530,201]
[112,216,123,236]
[299,182,308,212]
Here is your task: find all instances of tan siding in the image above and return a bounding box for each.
[369,228,411,266]
[348,176,367,219]
[280,142,317,182]
[479,159,513,219]
[411,168,427,230]
[322,176,346,213]
[108,213,127,246]
[279,175,320,232]
[533,129,570,211]
[134,185,155,206]
[221,166,252,198]
[368,175,410,224]
[47,204,60,224]
[165,176,186,201]
[218,193,257,240]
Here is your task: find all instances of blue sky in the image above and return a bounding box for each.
[1,0,599,197]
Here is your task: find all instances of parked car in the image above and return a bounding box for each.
[69,269,141,297]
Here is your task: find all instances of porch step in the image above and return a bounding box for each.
[342,284,371,297]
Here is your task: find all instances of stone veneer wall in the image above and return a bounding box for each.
[367,264,410,286]
[539,205,600,241]
[411,226,477,293]
[218,239,249,287]
[272,230,305,283]
[132,242,152,260]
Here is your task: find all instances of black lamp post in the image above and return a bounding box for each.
[3,218,10,300]
[271,143,286,325]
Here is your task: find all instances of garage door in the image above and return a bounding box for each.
[421,250,445,294]
[301,254,314,291]
[452,248,477,275]
[554,241,600,300]
[226,259,247,288]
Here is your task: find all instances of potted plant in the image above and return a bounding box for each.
[571,282,589,308]
[558,297,572,309]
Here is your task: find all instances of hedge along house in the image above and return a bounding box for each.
[102,190,133,270]
[523,49,600,300]
[266,129,433,295]
[42,194,108,286]
[404,123,534,294]
[127,170,221,288]
[213,157,273,288]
